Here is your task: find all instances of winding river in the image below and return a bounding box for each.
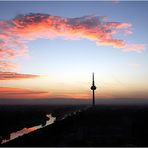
[1,114,56,144]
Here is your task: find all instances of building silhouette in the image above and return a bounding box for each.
[90,72,96,107]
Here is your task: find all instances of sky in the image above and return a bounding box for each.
[0,1,148,102]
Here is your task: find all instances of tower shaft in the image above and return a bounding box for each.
[90,72,96,107]
[92,89,95,106]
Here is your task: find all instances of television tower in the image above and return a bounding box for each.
[90,72,96,107]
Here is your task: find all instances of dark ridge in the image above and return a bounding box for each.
[0,104,86,143]
[2,105,148,147]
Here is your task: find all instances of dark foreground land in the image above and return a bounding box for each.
[2,105,148,147]
[0,104,85,144]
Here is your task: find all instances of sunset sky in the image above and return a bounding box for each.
[0,1,148,101]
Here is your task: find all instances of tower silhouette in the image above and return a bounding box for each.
[90,72,96,107]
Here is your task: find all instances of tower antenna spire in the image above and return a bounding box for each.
[90,72,96,107]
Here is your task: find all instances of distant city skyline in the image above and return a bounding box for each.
[0,1,148,101]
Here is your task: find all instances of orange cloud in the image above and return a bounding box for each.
[0,13,146,70]
[0,71,40,80]
[0,87,90,100]
[54,92,90,99]
[0,87,114,100]
[0,87,49,99]
[50,90,113,99]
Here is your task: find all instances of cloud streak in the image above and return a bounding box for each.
[0,13,146,70]
[0,61,19,71]
[123,44,146,53]
[0,71,40,80]
[0,87,49,99]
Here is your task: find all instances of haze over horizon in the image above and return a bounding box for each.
[0,1,148,103]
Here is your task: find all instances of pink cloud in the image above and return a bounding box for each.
[0,71,40,80]
[123,44,146,53]
[0,61,19,71]
[123,29,133,35]
[0,13,146,70]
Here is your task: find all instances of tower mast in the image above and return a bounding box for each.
[90,72,96,107]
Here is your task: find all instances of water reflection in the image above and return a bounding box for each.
[1,114,56,144]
